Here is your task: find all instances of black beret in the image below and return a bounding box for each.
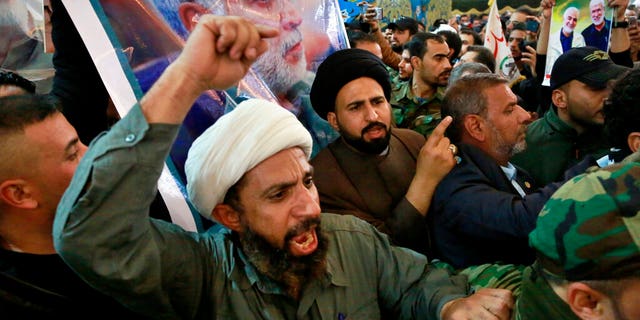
[310,48,391,119]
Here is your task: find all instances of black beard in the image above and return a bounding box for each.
[341,122,392,154]
[238,217,329,299]
[391,44,403,53]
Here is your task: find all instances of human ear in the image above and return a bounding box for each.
[566,282,608,320]
[178,2,210,32]
[327,112,339,132]
[212,204,241,232]
[410,56,422,70]
[551,89,568,110]
[0,180,38,209]
[627,132,640,153]
[463,114,485,142]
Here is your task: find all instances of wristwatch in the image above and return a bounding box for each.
[612,20,629,28]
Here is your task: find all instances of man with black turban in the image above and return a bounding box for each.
[309,48,458,254]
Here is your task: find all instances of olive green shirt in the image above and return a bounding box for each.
[54,104,469,319]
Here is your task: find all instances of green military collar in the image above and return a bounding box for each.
[542,109,578,138]
[515,264,579,320]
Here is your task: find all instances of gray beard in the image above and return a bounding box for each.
[252,29,308,97]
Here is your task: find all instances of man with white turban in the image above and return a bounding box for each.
[54,15,513,320]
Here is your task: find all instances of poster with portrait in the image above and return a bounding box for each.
[61,0,349,231]
[542,0,613,86]
[338,0,412,25]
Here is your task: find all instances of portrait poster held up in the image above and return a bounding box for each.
[484,0,521,84]
[542,0,614,85]
[60,0,349,231]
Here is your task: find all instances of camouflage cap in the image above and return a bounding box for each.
[529,162,640,281]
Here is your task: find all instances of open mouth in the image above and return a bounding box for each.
[363,124,387,139]
[282,30,304,63]
[289,228,318,256]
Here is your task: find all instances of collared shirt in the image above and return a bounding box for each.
[560,31,573,53]
[501,162,527,198]
[54,104,468,319]
[581,20,611,51]
[514,264,580,320]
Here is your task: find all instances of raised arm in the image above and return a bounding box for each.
[141,16,277,124]
[536,0,553,55]
[53,16,277,318]
[609,0,631,54]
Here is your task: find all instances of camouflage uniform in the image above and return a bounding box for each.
[515,162,640,319]
[389,80,444,137]
[431,260,525,299]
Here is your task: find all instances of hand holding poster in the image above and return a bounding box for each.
[542,0,614,86]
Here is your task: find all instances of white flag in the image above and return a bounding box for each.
[484,0,520,83]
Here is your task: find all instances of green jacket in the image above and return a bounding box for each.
[514,265,579,320]
[390,81,444,137]
[512,109,608,186]
[54,104,469,319]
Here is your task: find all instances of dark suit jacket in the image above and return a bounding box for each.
[429,143,593,268]
[311,129,430,253]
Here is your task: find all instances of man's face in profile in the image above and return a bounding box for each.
[226,0,308,97]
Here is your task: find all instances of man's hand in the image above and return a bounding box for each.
[521,45,537,78]
[416,116,457,183]
[540,0,555,19]
[440,288,514,320]
[405,116,456,215]
[608,0,630,20]
[361,2,380,30]
[172,15,279,93]
[141,15,278,124]
[628,24,640,50]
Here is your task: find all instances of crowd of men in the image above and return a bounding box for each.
[2,0,640,319]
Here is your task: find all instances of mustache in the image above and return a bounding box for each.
[284,217,321,243]
[361,122,388,135]
[280,29,303,56]
[439,69,452,77]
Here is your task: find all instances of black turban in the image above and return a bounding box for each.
[310,48,391,120]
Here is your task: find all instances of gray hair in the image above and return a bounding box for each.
[442,73,508,142]
[448,62,491,86]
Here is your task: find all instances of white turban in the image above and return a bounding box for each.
[185,98,313,220]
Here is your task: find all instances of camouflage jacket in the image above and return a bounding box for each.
[389,80,444,137]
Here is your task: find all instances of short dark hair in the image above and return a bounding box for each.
[403,32,445,59]
[432,18,447,30]
[0,94,61,135]
[348,30,377,48]
[460,28,483,46]
[465,45,496,72]
[515,5,536,16]
[442,73,508,142]
[604,68,640,157]
[223,176,246,214]
[437,30,462,60]
[510,21,527,32]
[0,71,36,94]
